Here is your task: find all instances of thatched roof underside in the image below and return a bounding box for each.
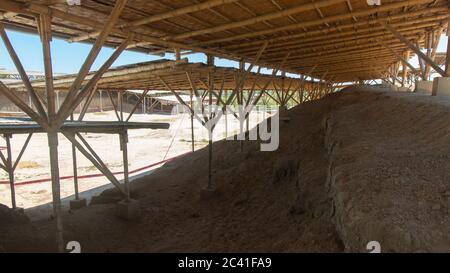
[6,59,319,92]
[0,0,448,82]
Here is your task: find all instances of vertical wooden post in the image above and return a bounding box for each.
[424,31,433,80]
[224,90,228,139]
[119,90,123,121]
[175,48,181,61]
[402,51,410,87]
[120,130,130,200]
[38,12,65,253]
[5,134,15,209]
[142,96,145,114]
[445,20,450,76]
[48,131,64,252]
[208,74,213,190]
[206,56,215,188]
[239,60,245,152]
[190,90,195,152]
[99,90,103,112]
[56,91,60,112]
[70,114,79,200]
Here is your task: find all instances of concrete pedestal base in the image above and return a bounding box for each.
[432,77,450,96]
[70,198,87,210]
[116,199,141,220]
[200,187,217,200]
[415,81,433,94]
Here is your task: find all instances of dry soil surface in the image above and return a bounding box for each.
[2,85,450,252]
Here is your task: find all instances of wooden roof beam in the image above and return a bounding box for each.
[168,0,348,40]
[282,44,409,61]
[218,6,447,49]
[269,0,306,31]
[310,0,330,27]
[265,43,409,63]
[230,15,446,54]
[124,0,239,28]
[235,22,440,56]
[66,0,227,43]
[260,35,418,61]
[197,0,438,45]
[345,0,357,22]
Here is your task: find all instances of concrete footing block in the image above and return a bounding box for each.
[70,198,87,210]
[415,81,433,94]
[116,199,141,220]
[432,77,450,96]
[200,187,217,200]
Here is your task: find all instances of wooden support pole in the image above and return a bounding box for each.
[70,114,79,200]
[38,14,55,123]
[12,133,32,172]
[119,90,124,121]
[224,90,228,139]
[120,130,130,200]
[107,91,121,121]
[99,90,103,112]
[56,36,132,126]
[385,23,446,77]
[37,12,65,252]
[208,72,213,189]
[402,51,410,87]
[55,0,128,127]
[445,20,450,76]
[63,132,126,195]
[47,132,64,252]
[4,134,15,209]
[78,85,98,121]
[175,48,181,61]
[126,90,150,122]
[0,83,49,129]
[0,24,48,121]
[190,90,195,152]
[423,30,442,80]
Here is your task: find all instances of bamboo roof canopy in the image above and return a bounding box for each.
[6,59,319,92]
[0,0,448,82]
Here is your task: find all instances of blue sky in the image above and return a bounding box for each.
[0,29,208,73]
[0,29,448,79]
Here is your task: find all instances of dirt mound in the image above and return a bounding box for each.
[10,85,450,252]
[0,204,51,252]
[327,86,450,252]
[0,204,29,225]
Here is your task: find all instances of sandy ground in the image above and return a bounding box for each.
[0,108,272,220]
[4,85,450,252]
